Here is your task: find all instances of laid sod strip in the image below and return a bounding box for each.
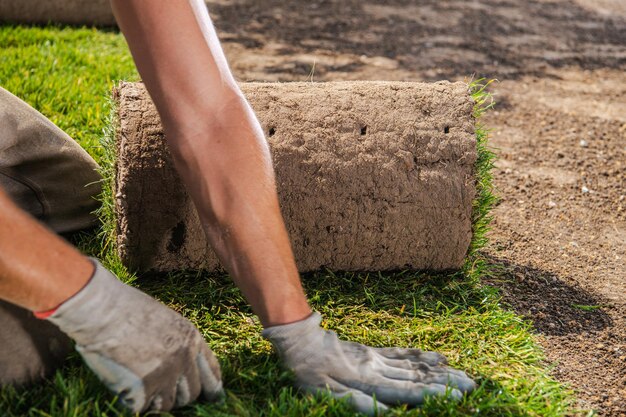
[0,24,577,416]
[0,24,137,161]
[114,81,476,273]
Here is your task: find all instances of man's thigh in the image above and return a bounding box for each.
[0,87,102,233]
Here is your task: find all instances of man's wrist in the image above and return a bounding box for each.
[33,257,96,319]
[262,305,314,328]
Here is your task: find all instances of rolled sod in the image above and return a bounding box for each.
[0,0,116,26]
[0,0,214,26]
[114,81,477,273]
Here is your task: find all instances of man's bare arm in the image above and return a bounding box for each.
[0,186,224,412]
[110,0,312,327]
[0,187,93,312]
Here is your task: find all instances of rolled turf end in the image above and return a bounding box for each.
[112,81,484,273]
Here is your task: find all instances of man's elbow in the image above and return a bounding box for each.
[164,84,248,145]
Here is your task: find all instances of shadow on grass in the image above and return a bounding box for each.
[140,266,495,324]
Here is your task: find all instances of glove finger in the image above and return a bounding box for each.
[151,380,178,412]
[374,347,448,366]
[174,375,194,408]
[327,388,389,416]
[428,366,476,392]
[176,364,202,408]
[78,349,147,413]
[379,363,476,393]
[426,367,476,393]
[147,371,201,410]
[345,378,462,406]
[379,363,476,392]
[147,395,163,411]
[196,345,224,401]
[378,356,433,372]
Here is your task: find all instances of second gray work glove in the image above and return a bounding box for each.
[263,312,475,415]
[46,258,223,412]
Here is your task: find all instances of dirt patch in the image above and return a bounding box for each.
[209,0,625,82]
[206,0,626,414]
[115,81,476,273]
[483,69,626,415]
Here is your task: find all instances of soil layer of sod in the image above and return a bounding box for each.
[113,80,477,273]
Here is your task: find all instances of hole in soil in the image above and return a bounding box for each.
[268,127,276,137]
[360,126,367,135]
[167,221,186,253]
[444,126,450,134]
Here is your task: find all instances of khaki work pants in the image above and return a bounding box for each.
[0,86,102,385]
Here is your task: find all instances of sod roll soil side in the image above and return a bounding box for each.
[0,0,212,26]
[114,81,476,273]
[0,0,116,26]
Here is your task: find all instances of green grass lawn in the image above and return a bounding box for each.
[0,24,578,417]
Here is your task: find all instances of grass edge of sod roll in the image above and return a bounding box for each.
[0,24,583,417]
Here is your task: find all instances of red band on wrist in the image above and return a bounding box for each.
[34,306,59,319]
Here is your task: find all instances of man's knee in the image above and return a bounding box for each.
[0,87,102,233]
[0,300,73,386]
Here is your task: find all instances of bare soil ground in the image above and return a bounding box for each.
[208,0,626,414]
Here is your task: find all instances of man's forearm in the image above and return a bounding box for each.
[169,95,312,327]
[111,0,311,326]
[0,187,93,312]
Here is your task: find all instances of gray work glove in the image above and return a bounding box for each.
[263,312,475,415]
[46,258,223,412]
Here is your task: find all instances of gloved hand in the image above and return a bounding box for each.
[263,312,475,415]
[45,258,223,412]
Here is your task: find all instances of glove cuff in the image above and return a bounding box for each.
[47,258,126,342]
[261,311,326,359]
[34,258,99,319]
[261,311,322,339]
